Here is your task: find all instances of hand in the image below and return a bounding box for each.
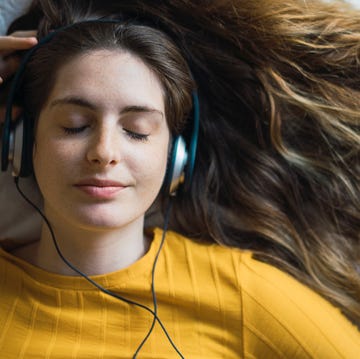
[0,31,38,85]
[0,31,37,125]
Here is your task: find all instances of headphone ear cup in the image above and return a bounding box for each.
[12,119,23,177]
[164,136,188,195]
[12,114,33,177]
[163,91,200,196]
[1,101,13,173]
[20,113,34,177]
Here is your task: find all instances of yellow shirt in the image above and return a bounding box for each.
[0,228,359,358]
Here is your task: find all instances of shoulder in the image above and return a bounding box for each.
[159,228,244,280]
[239,251,360,358]
[160,229,360,358]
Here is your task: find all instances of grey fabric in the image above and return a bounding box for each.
[0,0,32,35]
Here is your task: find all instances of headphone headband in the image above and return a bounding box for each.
[1,19,200,195]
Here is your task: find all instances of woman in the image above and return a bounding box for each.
[0,0,359,358]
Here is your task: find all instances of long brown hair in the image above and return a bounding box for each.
[10,0,360,327]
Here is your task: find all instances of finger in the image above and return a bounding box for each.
[8,30,38,38]
[0,36,38,52]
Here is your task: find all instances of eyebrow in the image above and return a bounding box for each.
[49,96,164,117]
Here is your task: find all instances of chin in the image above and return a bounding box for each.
[68,206,145,231]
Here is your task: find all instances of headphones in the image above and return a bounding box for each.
[1,21,199,196]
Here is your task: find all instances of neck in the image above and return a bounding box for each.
[28,216,149,276]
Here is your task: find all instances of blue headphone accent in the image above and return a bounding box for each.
[186,91,199,188]
[1,21,199,195]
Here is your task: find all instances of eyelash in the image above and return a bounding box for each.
[124,129,149,142]
[63,126,88,135]
[63,126,149,142]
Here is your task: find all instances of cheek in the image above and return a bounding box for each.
[129,143,169,185]
[33,139,78,180]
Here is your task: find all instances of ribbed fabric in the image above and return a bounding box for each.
[0,228,359,358]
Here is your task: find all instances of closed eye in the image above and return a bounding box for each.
[63,126,88,135]
[123,129,149,142]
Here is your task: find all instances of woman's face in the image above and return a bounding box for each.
[33,49,170,231]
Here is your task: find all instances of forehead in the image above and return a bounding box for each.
[45,49,165,112]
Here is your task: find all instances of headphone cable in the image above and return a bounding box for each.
[14,177,185,358]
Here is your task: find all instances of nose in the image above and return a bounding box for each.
[86,124,121,167]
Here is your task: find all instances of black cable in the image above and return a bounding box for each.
[132,199,177,358]
[14,177,185,358]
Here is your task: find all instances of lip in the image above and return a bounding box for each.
[74,178,126,199]
[75,178,126,187]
